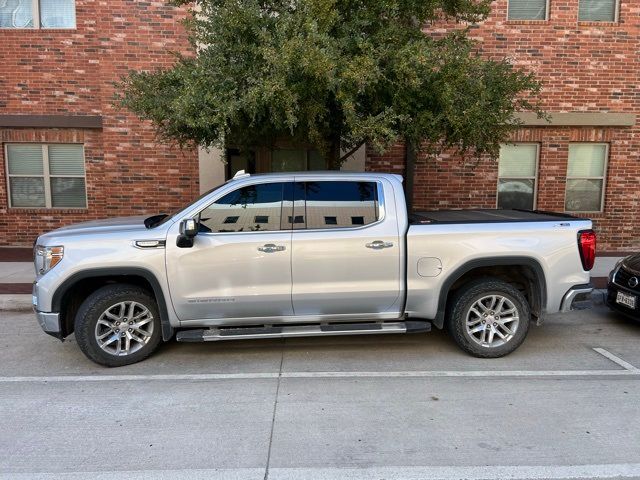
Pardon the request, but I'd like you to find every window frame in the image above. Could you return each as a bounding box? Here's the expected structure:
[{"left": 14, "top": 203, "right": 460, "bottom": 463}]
[
  {"left": 0, "top": 0, "right": 76, "bottom": 29},
  {"left": 506, "top": 0, "right": 550, "bottom": 21},
  {"left": 193, "top": 177, "right": 387, "bottom": 235},
  {"left": 578, "top": 0, "right": 620, "bottom": 22},
  {"left": 496, "top": 143, "right": 540, "bottom": 211},
  {"left": 564, "top": 142, "right": 609, "bottom": 214},
  {"left": 5, "top": 142, "right": 87, "bottom": 209}
]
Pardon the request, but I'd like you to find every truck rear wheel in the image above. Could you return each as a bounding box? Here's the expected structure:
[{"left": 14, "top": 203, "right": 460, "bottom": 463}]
[
  {"left": 74, "top": 284, "right": 162, "bottom": 367},
  {"left": 447, "top": 278, "right": 530, "bottom": 358}
]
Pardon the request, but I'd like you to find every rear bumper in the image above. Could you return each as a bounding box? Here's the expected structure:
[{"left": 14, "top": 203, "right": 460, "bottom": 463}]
[{"left": 559, "top": 283, "right": 593, "bottom": 312}]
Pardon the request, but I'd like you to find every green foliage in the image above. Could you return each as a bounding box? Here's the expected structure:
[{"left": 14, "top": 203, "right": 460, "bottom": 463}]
[{"left": 117, "top": 0, "right": 543, "bottom": 165}]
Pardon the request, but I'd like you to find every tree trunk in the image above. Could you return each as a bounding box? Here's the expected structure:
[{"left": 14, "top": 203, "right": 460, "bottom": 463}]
[{"left": 327, "top": 135, "right": 341, "bottom": 170}]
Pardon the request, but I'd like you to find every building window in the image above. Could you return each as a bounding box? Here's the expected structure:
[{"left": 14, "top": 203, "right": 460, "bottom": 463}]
[
  {"left": 497, "top": 144, "right": 538, "bottom": 210},
  {"left": 6, "top": 143, "right": 86, "bottom": 208},
  {"left": 223, "top": 216, "right": 239, "bottom": 224},
  {"left": 578, "top": 0, "right": 618, "bottom": 21},
  {"left": 0, "top": 0, "right": 76, "bottom": 29},
  {"left": 565, "top": 144, "right": 608, "bottom": 213},
  {"left": 254, "top": 215, "right": 269, "bottom": 224},
  {"left": 351, "top": 216, "right": 365, "bottom": 225},
  {"left": 324, "top": 216, "right": 337, "bottom": 225},
  {"left": 288, "top": 215, "right": 305, "bottom": 224},
  {"left": 507, "top": 0, "right": 548, "bottom": 20},
  {"left": 271, "top": 149, "right": 326, "bottom": 172}
]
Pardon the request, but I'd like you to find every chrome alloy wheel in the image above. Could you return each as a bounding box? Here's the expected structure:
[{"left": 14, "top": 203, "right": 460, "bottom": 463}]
[
  {"left": 94, "top": 301, "right": 154, "bottom": 356},
  {"left": 465, "top": 295, "right": 520, "bottom": 348}
]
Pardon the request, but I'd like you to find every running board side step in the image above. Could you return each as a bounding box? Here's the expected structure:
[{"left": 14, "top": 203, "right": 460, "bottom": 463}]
[{"left": 176, "top": 321, "right": 430, "bottom": 342}]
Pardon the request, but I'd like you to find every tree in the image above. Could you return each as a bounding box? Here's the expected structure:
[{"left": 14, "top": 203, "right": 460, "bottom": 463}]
[{"left": 117, "top": 0, "right": 543, "bottom": 168}]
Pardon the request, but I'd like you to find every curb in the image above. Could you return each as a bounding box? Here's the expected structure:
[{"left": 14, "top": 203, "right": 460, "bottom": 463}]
[
  {"left": 0, "top": 294, "right": 33, "bottom": 312},
  {"left": 590, "top": 289, "right": 607, "bottom": 306}
]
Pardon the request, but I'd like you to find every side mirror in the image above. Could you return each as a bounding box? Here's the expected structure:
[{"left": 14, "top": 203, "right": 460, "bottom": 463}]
[{"left": 177, "top": 218, "right": 198, "bottom": 248}]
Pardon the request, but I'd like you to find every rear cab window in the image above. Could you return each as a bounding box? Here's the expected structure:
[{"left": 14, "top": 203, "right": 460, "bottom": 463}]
[{"left": 291, "top": 180, "right": 379, "bottom": 230}]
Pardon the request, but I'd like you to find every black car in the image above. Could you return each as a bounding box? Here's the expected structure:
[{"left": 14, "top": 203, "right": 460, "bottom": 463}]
[{"left": 607, "top": 254, "right": 640, "bottom": 320}]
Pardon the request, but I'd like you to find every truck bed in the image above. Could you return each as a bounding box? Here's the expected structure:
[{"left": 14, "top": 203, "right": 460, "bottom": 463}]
[{"left": 409, "top": 209, "right": 577, "bottom": 225}]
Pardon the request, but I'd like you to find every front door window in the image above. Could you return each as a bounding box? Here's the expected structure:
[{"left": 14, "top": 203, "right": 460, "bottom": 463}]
[{"left": 198, "top": 182, "right": 286, "bottom": 233}]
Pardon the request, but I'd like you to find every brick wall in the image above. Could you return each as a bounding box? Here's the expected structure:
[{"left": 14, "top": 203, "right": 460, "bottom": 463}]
[
  {"left": 367, "top": 0, "right": 640, "bottom": 253},
  {"left": 0, "top": 0, "right": 199, "bottom": 246}
]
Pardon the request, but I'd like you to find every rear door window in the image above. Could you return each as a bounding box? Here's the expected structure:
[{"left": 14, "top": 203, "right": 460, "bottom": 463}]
[{"left": 293, "top": 181, "right": 379, "bottom": 229}]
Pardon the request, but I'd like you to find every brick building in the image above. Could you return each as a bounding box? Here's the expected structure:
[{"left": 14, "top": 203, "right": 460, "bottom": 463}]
[
  {"left": 0, "top": 0, "right": 199, "bottom": 246},
  {"left": 368, "top": 0, "right": 639, "bottom": 253},
  {"left": 1, "top": 0, "right": 638, "bottom": 255}
]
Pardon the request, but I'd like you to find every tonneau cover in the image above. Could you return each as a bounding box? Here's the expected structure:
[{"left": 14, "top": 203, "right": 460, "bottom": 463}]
[{"left": 410, "top": 209, "right": 579, "bottom": 225}]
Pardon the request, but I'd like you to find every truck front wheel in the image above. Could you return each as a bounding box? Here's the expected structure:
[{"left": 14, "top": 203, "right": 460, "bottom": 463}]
[
  {"left": 74, "top": 284, "right": 163, "bottom": 367},
  {"left": 447, "top": 278, "right": 530, "bottom": 358}
]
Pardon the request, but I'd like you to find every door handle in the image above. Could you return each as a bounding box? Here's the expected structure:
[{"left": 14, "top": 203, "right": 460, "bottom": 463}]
[
  {"left": 365, "top": 240, "right": 394, "bottom": 249},
  {"left": 258, "top": 243, "right": 286, "bottom": 253}
]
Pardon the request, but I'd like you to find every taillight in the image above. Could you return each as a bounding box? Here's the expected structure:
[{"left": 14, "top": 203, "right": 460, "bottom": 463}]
[{"left": 578, "top": 230, "right": 597, "bottom": 271}]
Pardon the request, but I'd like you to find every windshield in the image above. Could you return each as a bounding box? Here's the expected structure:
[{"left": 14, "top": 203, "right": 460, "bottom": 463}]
[{"left": 146, "top": 181, "right": 229, "bottom": 228}]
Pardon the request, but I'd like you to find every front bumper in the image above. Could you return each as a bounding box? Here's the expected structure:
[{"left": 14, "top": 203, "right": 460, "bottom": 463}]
[
  {"left": 33, "top": 283, "right": 63, "bottom": 339},
  {"left": 606, "top": 282, "right": 640, "bottom": 320},
  {"left": 559, "top": 284, "right": 593, "bottom": 312}
]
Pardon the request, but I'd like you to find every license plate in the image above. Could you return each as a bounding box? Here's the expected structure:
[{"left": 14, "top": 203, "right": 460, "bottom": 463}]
[{"left": 616, "top": 291, "right": 637, "bottom": 309}]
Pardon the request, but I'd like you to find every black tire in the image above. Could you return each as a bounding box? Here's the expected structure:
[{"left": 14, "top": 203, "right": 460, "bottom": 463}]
[
  {"left": 74, "top": 284, "right": 162, "bottom": 367},
  {"left": 447, "top": 278, "right": 531, "bottom": 358}
]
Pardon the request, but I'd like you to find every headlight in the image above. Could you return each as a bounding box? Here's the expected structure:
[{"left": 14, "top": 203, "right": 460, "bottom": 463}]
[
  {"left": 35, "top": 245, "right": 64, "bottom": 275},
  {"left": 609, "top": 258, "right": 625, "bottom": 282}
]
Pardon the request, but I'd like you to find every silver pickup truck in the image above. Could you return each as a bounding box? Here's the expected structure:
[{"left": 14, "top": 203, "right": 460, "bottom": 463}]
[{"left": 33, "top": 171, "right": 595, "bottom": 366}]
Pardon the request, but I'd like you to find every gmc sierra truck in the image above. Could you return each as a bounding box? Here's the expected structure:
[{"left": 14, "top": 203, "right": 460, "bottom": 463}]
[{"left": 33, "top": 171, "right": 596, "bottom": 367}]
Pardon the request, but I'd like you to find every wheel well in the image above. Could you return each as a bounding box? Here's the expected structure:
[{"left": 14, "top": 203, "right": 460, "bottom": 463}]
[
  {"left": 58, "top": 275, "right": 156, "bottom": 338},
  {"left": 440, "top": 264, "right": 544, "bottom": 328}
]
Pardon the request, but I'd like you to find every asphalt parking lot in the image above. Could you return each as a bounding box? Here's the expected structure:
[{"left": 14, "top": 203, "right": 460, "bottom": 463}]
[{"left": 1, "top": 304, "right": 640, "bottom": 480}]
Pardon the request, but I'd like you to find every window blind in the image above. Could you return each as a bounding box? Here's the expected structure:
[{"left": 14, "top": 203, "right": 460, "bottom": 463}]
[
  {"left": 498, "top": 144, "right": 537, "bottom": 177},
  {"left": 578, "top": 0, "right": 616, "bottom": 21},
  {"left": 508, "top": 0, "right": 547, "bottom": 20},
  {"left": 0, "top": 0, "right": 33, "bottom": 28},
  {"left": 7, "top": 145, "right": 44, "bottom": 175},
  {"left": 9, "top": 177, "right": 46, "bottom": 207},
  {"left": 567, "top": 144, "right": 607, "bottom": 177},
  {"left": 48, "top": 144, "right": 85, "bottom": 175},
  {"left": 51, "top": 177, "right": 86, "bottom": 207},
  {"left": 40, "top": 0, "right": 76, "bottom": 28}
]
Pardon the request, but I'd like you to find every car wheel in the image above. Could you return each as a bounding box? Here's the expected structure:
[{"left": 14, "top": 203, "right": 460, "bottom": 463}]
[
  {"left": 447, "top": 278, "right": 531, "bottom": 358},
  {"left": 74, "top": 284, "right": 162, "bottom": 367}
]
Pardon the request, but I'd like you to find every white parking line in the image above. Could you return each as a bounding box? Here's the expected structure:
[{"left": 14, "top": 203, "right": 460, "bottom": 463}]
[
  {"left": 593, "top": 347, "right": 639, "bottom": 371},
  {"left": 0, "top": 372, "right": 279, "bottom": 383},
  {"left": 5, "top": 464, "right": 640, "bottom": 480},
  {"left": 0, "top": 469, "right": 263, "bottom": 480},
  {"left": 282, "top": 369, "right": 640, "bottom": 378},
  {"left": 269, "top": 464, "right": 640, "bottom": 480},
  {"left": 1, "top": 369, "right": 639, "bottom": 383}
]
